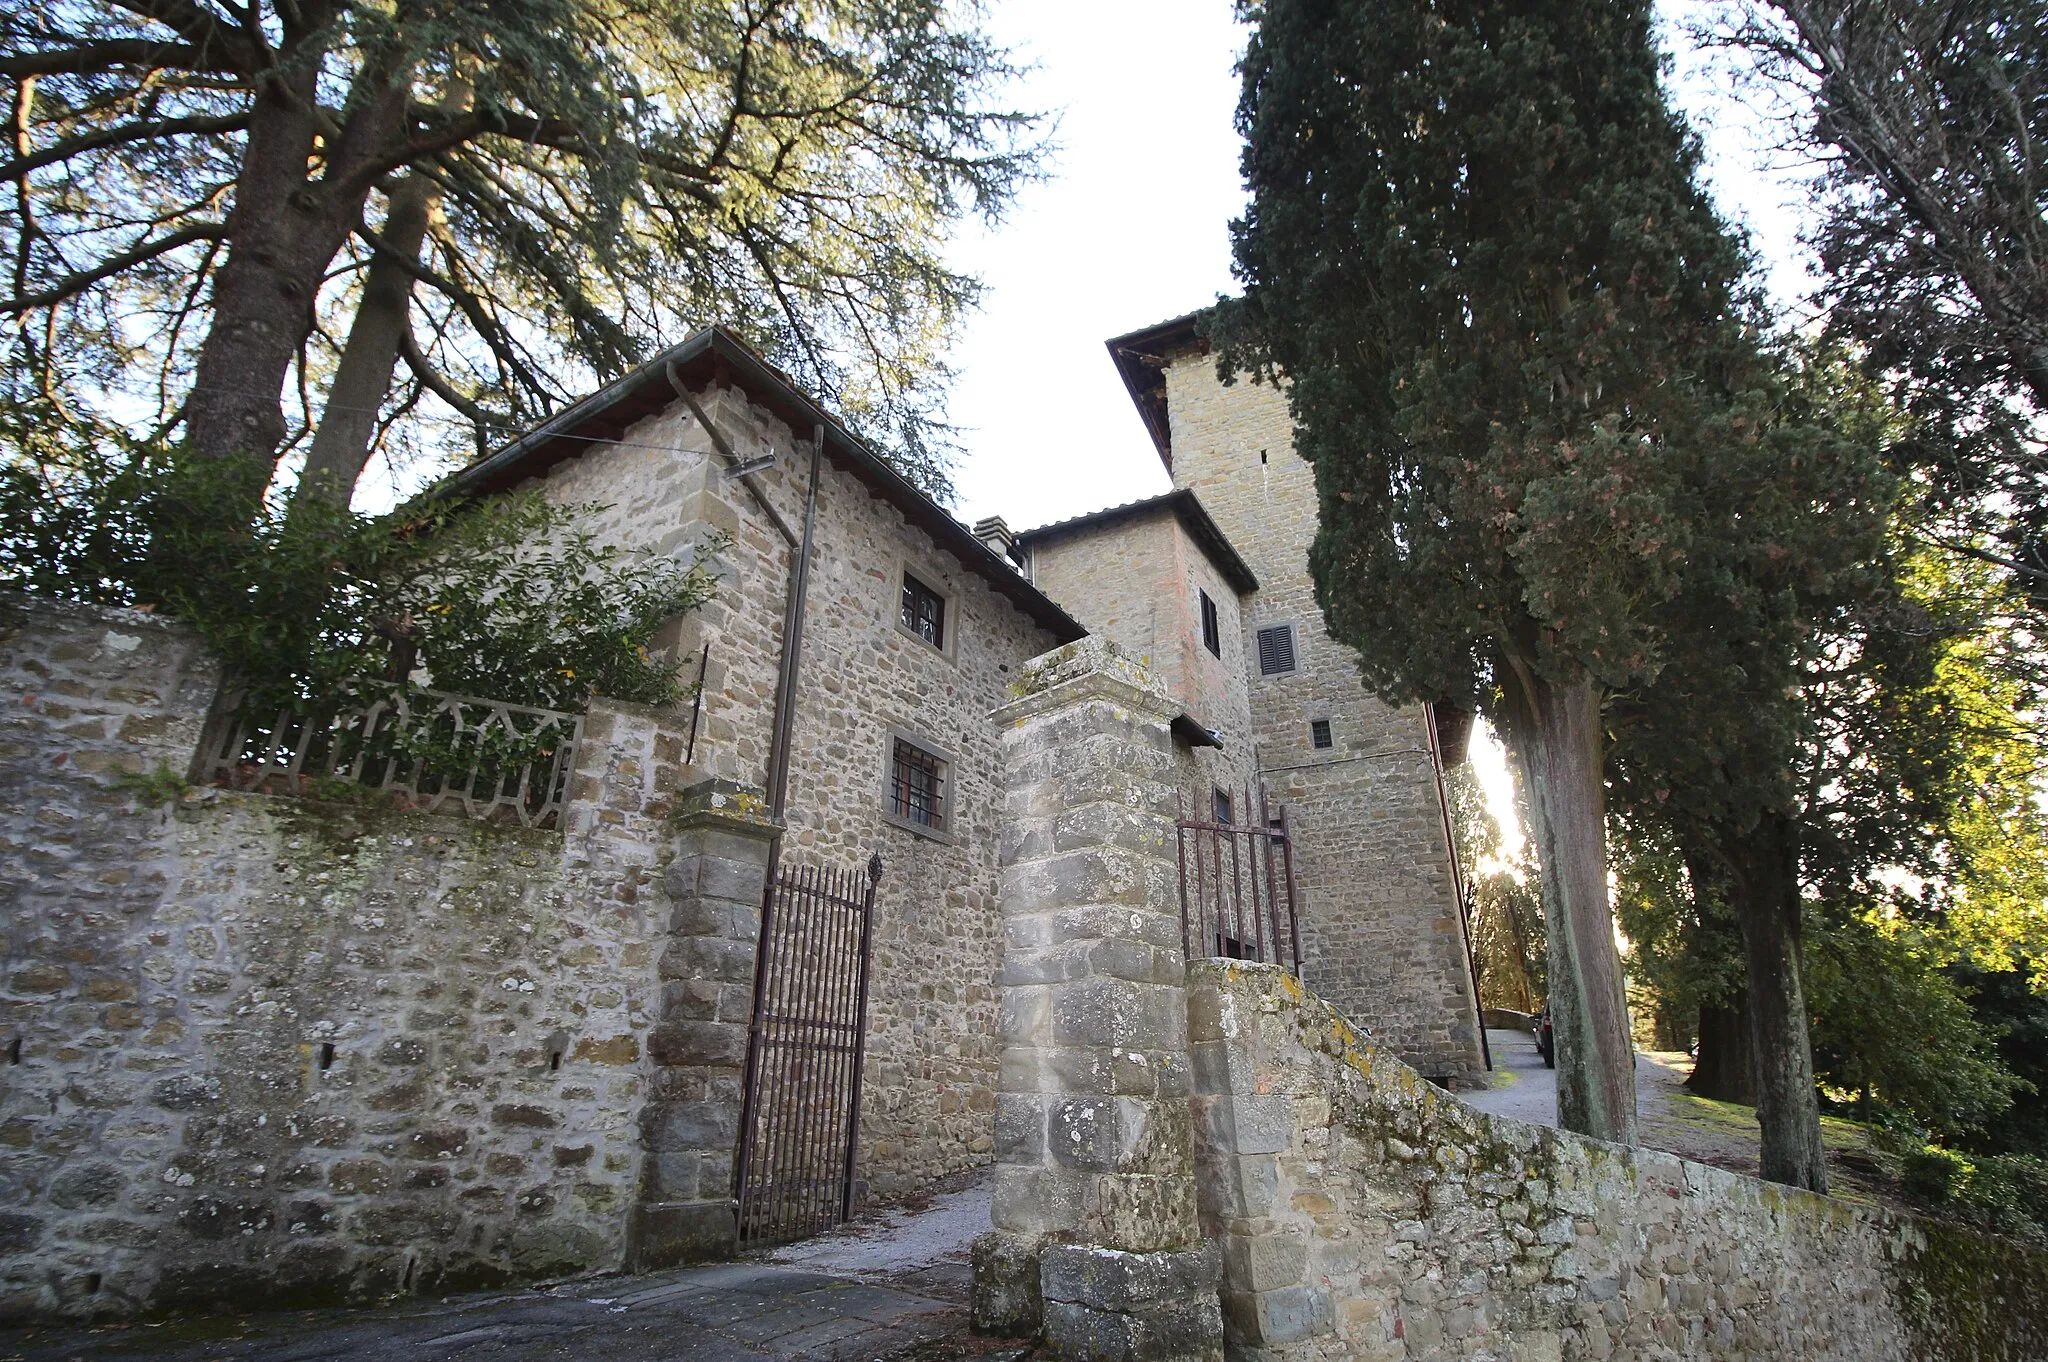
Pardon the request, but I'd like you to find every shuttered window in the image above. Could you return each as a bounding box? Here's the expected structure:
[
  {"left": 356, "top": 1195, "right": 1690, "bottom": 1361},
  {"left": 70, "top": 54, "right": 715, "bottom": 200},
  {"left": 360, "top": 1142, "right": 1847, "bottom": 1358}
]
[
  {"left": 1199, "top": 590, "right": 1221, "bottom": 657},
  {"left": 1256, "top": 624, "right": 1297, "bottom": 676}
]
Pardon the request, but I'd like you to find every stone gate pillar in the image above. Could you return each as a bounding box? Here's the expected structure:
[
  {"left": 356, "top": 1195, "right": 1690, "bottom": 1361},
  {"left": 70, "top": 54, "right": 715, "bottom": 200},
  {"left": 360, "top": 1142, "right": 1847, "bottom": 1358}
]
[
  {"left": 973, "top": 639, "right": 1223, "bottom": 1362},
  {"left": 627, "top": 779, "right": 775, "bottom": 1269}
]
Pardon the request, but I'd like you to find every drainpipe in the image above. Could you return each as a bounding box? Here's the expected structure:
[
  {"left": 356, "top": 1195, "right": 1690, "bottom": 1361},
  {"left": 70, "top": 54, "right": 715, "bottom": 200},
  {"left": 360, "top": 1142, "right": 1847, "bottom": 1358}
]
[
  {"left": 665, "top": 364, "right": 822, "bottom": 853},
  {"left": 764, "top": 428, "right": 824, "bottom": 847}
]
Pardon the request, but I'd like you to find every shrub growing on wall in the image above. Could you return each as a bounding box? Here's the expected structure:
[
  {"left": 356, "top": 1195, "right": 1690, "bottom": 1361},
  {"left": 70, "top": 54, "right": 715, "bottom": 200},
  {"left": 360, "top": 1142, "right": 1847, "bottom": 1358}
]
[{"left": 0, "top": 430, "right": 719, "bottom": 713}]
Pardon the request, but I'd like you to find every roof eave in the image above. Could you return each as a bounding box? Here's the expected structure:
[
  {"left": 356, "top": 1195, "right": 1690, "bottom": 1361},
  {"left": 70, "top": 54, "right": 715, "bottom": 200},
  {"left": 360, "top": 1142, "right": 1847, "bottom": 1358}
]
[{"left": 436, "top": 327, "right": 1087, "bottom": 645}]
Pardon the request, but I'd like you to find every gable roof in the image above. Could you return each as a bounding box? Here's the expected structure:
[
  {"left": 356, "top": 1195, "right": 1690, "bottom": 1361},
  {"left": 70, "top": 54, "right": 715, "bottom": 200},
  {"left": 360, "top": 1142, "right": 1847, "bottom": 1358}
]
[
  {"left": 1105, "top": 311, "right": 1204, "bottom": 474},
  {"left": 1014, "top": 488, "right": 1258, "bottom": 596},
  {"left": 438, "top": 325, "right": 1085, "bottom": 644}
]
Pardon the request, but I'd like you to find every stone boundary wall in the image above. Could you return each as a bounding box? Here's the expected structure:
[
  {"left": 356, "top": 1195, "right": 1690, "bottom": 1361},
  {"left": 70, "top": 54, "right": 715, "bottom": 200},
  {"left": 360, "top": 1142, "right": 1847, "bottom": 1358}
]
[
  {"left": 1185, "top": 959, "right": 2048, "bottom": 1362},
  {"left": 0, "top": 595, "right": 700, "bottom": 1320}
]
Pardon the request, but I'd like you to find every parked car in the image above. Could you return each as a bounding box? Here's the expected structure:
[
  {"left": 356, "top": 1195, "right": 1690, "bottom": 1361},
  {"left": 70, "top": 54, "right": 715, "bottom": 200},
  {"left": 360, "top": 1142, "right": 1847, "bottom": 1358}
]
[{"left": 1535, "top": 1006, "right": 1555, "bottom": 1069}]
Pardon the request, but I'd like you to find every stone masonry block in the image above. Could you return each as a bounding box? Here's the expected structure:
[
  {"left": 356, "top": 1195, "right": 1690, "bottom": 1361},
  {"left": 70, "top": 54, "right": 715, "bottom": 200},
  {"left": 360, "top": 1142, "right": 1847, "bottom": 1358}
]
[
  {"left": 999, "top": 983, "right": 1053, "bottom": 1047},
  {"left": 1003, "top": 847, "right": 1158, "bottom": 914},
  {"left": 1052, "top": 978, "right": 1186, "bottom": 1053},
  {"left": 1220, "top": 1226, "right": 1307, "bottom": 1294},
  {"left": 1040, "top": 1241, "right": 1221, "bottom": 1312},
  {"left": 972, "top": 1230, "right": 1045, "bottom": 1337},
  {"left": 1226, "top": 1095, "right": 1296, "bottom": 1157},
  {"left": 995, "top": 1092, "right": 1048, "bottom": 1164},
  {"left": 1041, "top": 1295, "right": 1224, "bottom": 1362},
  {"left": 991, "top": 1165, "right": 1085, "bottom": 1238},
  {"left": 1053, "top": 904, "right": 1184, "bottom": 953},
  {"left": 648, "top": 1021, "right": 747, "bottom": 1068},
  {"left": 1053, "top": 802, "right": 1173, "bottom": 858},
  {"left": 646, "top": 1100, "right": 738, "bottom": 1153}
]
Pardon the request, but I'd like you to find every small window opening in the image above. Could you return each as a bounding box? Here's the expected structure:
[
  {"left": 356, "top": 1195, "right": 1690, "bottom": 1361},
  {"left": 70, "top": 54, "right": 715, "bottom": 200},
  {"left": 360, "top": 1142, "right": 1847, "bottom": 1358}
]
[
  {"left": 1211, "top": 787, "right": 1234, "bottom": 826},
  {"left": 317, "top": 1042, "right": 336, "bottom": 1072},
  {"left": 402, "top": 1255, "right": 417, "bottom": 1291},
  {"left": 1199, "top": 590, "right": 1221, "bottom": 658},
  {"left": 1310, "top": 719, "right": 1333, "bottom": 750},
  {"left": 890, "top": 738, "right": 947, "bottom": 832},
  {"left": 6, "top": 1036, "right": 19, "bottom": 1065},
  {"left": 901, "top": 573, "right": 946, "bottom": 649},
  {"left": 1214, "top": 933, "right": 1263, "bottom": 962},
  {"left": 548, "top": 1050, "right": 562, "bottom": 1073},
  {"left": 1257, "top": 624, "right": 1298, "bottom": 676},
  {"left": 1260, "top": 449, "right": 1268, "bottom": 464},
  {"left": 85, "top": 1273, "right": 102, "bottom": 1296}
]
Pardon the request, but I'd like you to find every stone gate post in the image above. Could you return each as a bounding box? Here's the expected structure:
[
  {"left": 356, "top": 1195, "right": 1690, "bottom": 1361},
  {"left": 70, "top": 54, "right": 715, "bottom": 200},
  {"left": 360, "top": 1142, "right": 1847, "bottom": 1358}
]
[
  {"left": 973, "top": 639, "right": 1223, "bottom": 1362},
  {"left": 627, "top": 779, "right": 775, "bottom": 1269}
]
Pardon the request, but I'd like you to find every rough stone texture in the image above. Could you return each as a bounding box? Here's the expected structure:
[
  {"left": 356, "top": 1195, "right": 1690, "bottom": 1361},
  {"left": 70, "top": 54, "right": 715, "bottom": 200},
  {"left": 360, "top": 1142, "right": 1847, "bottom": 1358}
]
[
  {"left": 1186, "top": 958, "right": 2048, "bottom": 1362},
  {"left": 0, "top": 596, "right": 687, "bottom": 1319},
  {"left": 975, "top": 639, "right": 1222, "bottom": 1361},
  {"left": 1159, "top": 352, "right": 1483, "bottom": 1079},
  {"left": 629, "top": 781, "right": 776, "bottom": 1270},
  {"left": 526, "top": 383, "right": 1060, "bottom": 1203}
]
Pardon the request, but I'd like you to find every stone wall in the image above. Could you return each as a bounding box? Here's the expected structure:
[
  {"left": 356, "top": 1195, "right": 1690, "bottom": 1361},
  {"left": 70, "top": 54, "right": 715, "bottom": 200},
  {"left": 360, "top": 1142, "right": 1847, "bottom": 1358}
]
[
  {"left": 523, "top": 382, "right": 1064, "bottom": 1203},
  {"left": 1185, "top": 959, "right": 2048, "bottom": 1362},
  {"left": 0, "top": 595, "right": 691, "bottom": 1319},
  {"left": 1026, "top": 507, "right": 1259, "bottom": 814},
  {"left": 1159, "top": 353, "right": 1483, "bottom": 1079}
]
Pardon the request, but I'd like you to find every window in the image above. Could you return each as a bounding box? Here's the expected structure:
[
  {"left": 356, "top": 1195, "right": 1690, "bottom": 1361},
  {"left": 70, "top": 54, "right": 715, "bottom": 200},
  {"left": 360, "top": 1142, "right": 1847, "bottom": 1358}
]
[
  {"left": 1199, "top": 590, "right": 1221, "bottom": 657},
  {"left": 1310, "top": 719, "right": 1333, "bottom": 750},
  {"left": 901, "top": 573, "right": 946, "bottom": 650},
  {"left": 1211, "top": 787, "right": 1234, "bottom": 826},
  {"left": 889, "top": 737, "right": 947, "bottom": 832},
  {"left": 1257, "top": 623, "right": 1298, "bottom": 676}
]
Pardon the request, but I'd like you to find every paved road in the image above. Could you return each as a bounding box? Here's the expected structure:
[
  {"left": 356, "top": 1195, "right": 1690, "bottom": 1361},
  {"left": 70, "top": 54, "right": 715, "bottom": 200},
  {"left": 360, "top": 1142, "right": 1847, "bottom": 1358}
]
[
  {"left": 1460, "top": 1027, "right": 1680, "bottom": 1130},
  {"left": 0, "top": 1178, "right": 1014, "bottom": 1362}
]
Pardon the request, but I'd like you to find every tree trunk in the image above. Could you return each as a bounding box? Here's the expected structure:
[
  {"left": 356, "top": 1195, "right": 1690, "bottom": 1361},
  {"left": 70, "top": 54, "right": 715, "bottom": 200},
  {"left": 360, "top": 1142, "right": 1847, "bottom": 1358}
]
[
  {"left": 184, "top": 21, "right": 408, "bottom": 513},
  {"left": 1721, "top": 810, "right": 1828, "bottom": 1192},
  {"left": 1498, "top": 665, "right": 1638, "bottom": 1145},
  {"left": 1687, "top": 995, "right": 1759, "bottom": 1106},
  {"left": 293, "top": 174, "right": 435, "bottom": 512}
]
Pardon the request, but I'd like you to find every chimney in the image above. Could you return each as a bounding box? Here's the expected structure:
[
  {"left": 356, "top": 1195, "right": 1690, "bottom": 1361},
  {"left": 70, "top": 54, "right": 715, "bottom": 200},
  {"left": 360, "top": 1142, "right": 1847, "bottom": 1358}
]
[{"left": 972, "top": 515, "right": 1023, "bottom": 570}]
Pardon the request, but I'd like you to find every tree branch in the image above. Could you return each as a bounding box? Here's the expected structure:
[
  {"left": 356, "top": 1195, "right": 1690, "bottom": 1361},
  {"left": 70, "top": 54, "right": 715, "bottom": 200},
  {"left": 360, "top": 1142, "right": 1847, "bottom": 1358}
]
[
  {"left": 2, "top": 219, "right": 225, "bottom": 312},
  {"left": 0, "top": 40, "right": 216, "bottom": 78},
  {"left": 0, "top": 111, "right": 248, "bottom": 183},
  {"left": 400, "top": 326, "right": 503, "bottom": 430}
]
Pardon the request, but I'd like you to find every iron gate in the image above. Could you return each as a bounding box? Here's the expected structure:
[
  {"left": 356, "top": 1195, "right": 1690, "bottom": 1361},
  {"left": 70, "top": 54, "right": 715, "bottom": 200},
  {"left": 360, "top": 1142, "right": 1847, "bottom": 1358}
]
[
  {"left": 733, "top": 853, "right": 881, "bottom": 1246},
  {"left": 1176, "top": 787, "right": 1304, "bottom": 975}
]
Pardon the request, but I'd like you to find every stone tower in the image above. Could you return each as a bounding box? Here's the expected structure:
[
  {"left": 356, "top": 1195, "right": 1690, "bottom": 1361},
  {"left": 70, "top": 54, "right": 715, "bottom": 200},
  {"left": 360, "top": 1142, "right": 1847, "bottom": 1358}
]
[{"left": 1106, "top": 314, "right": 1486, "bottom": 1079}]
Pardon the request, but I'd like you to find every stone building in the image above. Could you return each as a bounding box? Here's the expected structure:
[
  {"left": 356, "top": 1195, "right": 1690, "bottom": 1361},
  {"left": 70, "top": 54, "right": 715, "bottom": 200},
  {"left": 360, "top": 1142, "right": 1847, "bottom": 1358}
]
[{"left": 0, "top": 313, "right": 1482, "bottom": 1317}]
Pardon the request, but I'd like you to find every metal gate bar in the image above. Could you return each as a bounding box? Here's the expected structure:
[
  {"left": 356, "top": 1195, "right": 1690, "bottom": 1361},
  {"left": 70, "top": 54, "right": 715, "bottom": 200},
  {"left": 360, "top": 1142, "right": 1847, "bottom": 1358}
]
[
  {"left": 1176, "top": 786, "right": 1303, "bottom": 976},
  {"left": 733, "top": 853, "right": 881, "bottom": 1247}
]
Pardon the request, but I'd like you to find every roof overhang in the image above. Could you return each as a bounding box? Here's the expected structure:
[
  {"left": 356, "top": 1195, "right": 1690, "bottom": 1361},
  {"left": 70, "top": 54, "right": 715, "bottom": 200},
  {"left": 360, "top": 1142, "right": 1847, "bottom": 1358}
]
[
  {"left": 1014, "top": 488, "right": 1258, "bottom": 596},
  {"left": 1171, "top": 713, "right": 1224, "bottom": 749},
  {"left": 1105, "top": 311, "right": 1205, "bottom": 474},
  {"left": 436, "top": 326, "right": 1086, "bottom": 645}
]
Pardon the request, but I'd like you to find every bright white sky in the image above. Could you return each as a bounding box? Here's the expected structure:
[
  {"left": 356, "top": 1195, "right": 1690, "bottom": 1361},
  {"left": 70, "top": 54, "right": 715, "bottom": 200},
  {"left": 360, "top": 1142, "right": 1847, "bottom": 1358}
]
[{"left": 947, "top": 0, "right": 1822, "bottom": 859}]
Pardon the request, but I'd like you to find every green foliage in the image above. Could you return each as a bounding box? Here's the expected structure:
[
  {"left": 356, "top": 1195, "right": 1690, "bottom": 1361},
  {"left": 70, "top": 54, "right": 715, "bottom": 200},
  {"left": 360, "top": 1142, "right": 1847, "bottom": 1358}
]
[
  {"left": 5, "top": 0, "right": 1045, "bottom": 498},
  {"left": 0, "top": 434, "right": 721, "bottom": 714},
  {"left": 1218, "top": 0, "right": 1768, "bottom": 712},
  {"left": 1958, "top": 965, "right": 2048, "bottom": 1157},
  {"left": 1901, "top": 1146, "right": 2048, "bottom": 1241},
  {"left": 111, "top": 762, "right": 191, "bottom": 807},
  {"left": 1806, "top": 911, "right": 2027, "bottom": 1142}
]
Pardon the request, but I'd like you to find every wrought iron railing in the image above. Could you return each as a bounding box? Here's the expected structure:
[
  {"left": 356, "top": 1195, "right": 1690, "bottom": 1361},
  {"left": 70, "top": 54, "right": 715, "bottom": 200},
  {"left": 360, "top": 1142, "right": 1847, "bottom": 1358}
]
[
  {"left": 200, "top": 681, "right": 584, "bottom": 828},
  {"left": 735, "top": 854, "right": 882, "bottom": 1246},
  {"left": 1177, "top": 787, "right": 1304, "bottom": 975}
]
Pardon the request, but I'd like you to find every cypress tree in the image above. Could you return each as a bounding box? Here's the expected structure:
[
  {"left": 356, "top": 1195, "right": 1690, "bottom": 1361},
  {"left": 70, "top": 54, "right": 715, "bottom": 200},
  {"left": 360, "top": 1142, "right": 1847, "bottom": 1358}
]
[{"left": 1217, "top": 0, "right": 1777, "bottom": 1144}]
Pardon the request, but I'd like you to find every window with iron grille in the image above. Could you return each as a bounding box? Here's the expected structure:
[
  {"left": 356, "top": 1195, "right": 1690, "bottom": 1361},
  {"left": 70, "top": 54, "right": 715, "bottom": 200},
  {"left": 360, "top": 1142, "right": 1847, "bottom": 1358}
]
[
  {"left": 901, "top": 573, "right": 946, "bottom": 650},
  {"left": 1310, "top": 718, "right": 1333, "bottom": 749},
  {"left": 1199, "top": 590, "right": 1221, "bottom": 657},
  {"left": 1257, "top": 623, "right": 1297, "bottom": 675},
  {"left": 1212, "top": 787, "right": 1234, "bottom": 826},
  {"left": 890, "top": 738, "right": 946, "bottom": 831}
]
